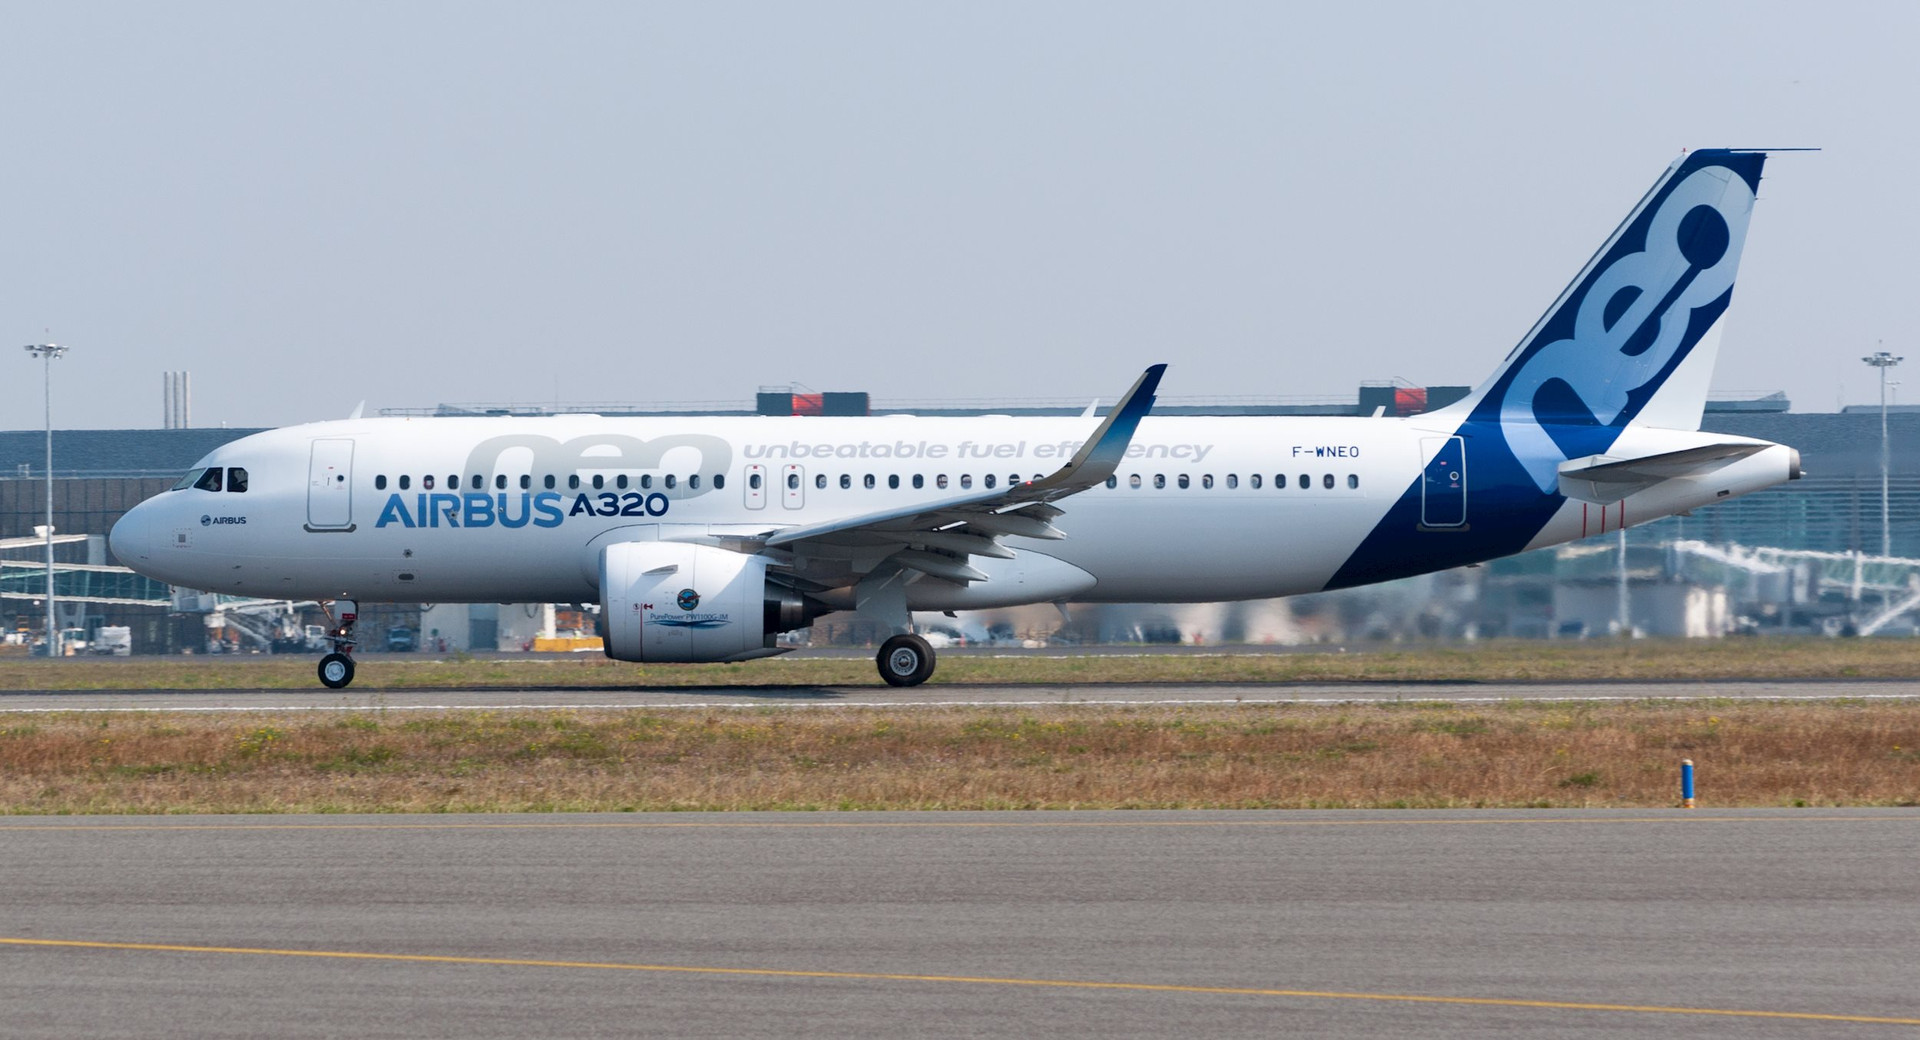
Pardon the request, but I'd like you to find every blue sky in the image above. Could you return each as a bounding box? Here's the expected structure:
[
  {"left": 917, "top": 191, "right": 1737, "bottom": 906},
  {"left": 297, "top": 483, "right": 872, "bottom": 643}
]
[{"left": 3, "top": 1, "right": 1914, "bottom": 428}]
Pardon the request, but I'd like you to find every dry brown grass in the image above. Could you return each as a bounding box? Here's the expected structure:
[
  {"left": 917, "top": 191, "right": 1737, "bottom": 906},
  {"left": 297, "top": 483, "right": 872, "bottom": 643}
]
[
  {"left": 3, "top": 702, "right": 1916, "bottom": 813},
  {"left": 6, "top": 637, "right": 1920, "bottom": 690}
]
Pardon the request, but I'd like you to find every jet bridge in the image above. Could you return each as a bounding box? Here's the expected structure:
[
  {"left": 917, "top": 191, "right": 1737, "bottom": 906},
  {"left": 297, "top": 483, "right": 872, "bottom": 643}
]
[
  {"left": 1667, "top": 540, "right": 1920, "bottom": 635},
  {"left": 171, "top": 590, "right": 322, "bottom": 651}
]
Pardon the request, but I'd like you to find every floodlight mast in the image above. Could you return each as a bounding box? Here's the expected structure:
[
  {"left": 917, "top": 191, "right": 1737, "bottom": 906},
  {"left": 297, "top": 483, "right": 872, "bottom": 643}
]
[
  {"left": 1863, "top": 350, "right": 1903, "bottom": 558},
  {"left": 22, "top": 343, "right": 69, "bottom": 657}
]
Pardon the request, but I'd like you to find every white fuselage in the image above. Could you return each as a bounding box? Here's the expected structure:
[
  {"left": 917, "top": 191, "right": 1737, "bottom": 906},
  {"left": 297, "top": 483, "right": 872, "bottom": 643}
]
[{"left": 109, "top": 412, "right": 1796, "bottom": 608}]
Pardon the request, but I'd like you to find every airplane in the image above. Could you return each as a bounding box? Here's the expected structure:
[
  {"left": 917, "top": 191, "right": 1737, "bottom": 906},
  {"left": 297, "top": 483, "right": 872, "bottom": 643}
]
[{"left": 109, "top": 149, "right": 1801, "bottom": 690}]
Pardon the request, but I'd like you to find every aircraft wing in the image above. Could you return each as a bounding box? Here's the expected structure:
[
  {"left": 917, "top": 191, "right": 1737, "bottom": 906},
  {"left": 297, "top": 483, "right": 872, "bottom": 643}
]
[
  {"left": 738, "top": 365, "right": 1165, "bottom": 588},
  {"left": 1557, "top": 442, "right": 1769, "bottom": 503}
]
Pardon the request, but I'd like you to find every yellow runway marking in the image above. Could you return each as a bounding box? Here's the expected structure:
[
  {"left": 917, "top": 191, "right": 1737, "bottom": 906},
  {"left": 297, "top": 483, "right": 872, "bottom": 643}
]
[
  {"left": 3, "top": 937, "right": 1915, "bottom": 1027},
  {"left": 0, "top": 813, "right": 1908, "bottom": 833}
]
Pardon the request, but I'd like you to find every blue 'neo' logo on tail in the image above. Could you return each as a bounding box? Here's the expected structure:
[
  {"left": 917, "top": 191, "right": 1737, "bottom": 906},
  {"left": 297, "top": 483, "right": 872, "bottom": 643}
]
[
  {"left": 1326, "top": 150, "right": 1767, "bottom": 591},
  {"left": 1489, "top": 153, "right": 1761, "bottom": 491}
]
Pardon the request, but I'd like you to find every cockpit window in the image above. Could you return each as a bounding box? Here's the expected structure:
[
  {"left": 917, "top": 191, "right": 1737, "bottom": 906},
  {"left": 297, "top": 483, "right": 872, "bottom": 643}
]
[
  {"left": 193, "top": 468, "right": 223, "bottom": 493},
  {"left": 226, "top": 467, "right": 248, "bottom": 493},
  {"left": 171, "top": 468, "right": 204, "bottom": 491}
]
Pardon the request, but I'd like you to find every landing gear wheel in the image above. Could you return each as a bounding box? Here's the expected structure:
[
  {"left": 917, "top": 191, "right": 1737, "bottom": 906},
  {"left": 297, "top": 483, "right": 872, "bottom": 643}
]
[
  {"left": 877, "top": 634, "right": 935, "bottom": 688},
  {"left": 318, "top": 653, "right": 356, "bottom": 690}
]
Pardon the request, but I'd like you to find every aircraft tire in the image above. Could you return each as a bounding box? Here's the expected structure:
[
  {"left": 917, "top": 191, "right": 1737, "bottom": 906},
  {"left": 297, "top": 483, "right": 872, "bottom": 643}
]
[
  {"left": 877, "top": 634, "right": 935, "bottom": 687},
  {"left": 318, "top": 653, "right": 355, "bottom": 690}
]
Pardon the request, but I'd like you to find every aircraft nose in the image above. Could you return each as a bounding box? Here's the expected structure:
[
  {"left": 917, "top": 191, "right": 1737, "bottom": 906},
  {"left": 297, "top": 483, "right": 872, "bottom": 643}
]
[{"left": 109, "top": 503, "right": 152, "bottom": 565}]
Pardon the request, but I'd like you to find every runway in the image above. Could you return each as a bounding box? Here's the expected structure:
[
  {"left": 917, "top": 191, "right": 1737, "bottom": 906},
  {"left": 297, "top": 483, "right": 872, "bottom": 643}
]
[
  {"left": 3, "top": 810, "right": 1916, "bottom": 1038},
  {"left": 3, "top": 678, "right": 1919, "bottom": 713}
]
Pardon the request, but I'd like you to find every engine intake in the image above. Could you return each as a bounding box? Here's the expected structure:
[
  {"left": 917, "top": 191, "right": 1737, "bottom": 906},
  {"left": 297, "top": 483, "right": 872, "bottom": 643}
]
[{"left": 600, "top": 541, "right": 826, "bottom": 663}]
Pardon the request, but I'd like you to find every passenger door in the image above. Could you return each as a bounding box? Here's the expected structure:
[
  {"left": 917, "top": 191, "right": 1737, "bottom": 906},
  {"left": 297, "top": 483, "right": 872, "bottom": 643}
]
[
  {"left": 307, "top": 439, "right": 355, "bottom": 531},
  {"left": 1420, "top": 436, "right": 1466, "bottom": 528}
]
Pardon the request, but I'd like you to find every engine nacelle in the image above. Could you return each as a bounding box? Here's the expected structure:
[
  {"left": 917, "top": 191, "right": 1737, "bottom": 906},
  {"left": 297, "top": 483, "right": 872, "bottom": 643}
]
[{"left": 600, "top": 541, "right": 822, "bottom": 663}]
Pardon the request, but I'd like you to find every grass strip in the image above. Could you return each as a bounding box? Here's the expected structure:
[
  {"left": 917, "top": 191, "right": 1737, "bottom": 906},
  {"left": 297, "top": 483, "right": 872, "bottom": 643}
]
[{"left": 3, "top": 701, "right": 1916, "bottom": 813}]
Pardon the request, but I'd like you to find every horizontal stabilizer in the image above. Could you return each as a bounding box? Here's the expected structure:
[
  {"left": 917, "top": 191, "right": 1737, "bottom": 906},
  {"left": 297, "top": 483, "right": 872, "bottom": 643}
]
[{"left": 1557, "top": 442, "right": 1767, "bottom": 502}]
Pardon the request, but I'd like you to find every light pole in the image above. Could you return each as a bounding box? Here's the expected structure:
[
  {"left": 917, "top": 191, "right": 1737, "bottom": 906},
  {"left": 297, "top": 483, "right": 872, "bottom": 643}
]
[
  {"left": 1863, "top": 350, "right": 1903, "bottom": 558},
  {"left": 22, "top": 343, "right": 68, "bottom": 657}
]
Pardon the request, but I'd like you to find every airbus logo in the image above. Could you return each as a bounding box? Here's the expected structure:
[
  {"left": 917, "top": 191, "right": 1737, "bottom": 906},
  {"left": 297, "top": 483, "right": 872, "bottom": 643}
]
[{"left": 200, "top": 515, "right": 247, "bottom": 526}]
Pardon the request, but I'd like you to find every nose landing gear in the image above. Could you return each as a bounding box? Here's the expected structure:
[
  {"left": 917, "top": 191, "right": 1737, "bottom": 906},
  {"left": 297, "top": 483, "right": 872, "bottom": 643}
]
[{"left": 317, "top": 599, "right": 359, "bottom": 690}]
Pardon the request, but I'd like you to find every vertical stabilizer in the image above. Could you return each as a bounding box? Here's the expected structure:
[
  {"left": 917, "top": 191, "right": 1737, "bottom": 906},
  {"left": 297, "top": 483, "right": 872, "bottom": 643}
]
[
  {"left": 1326, "top": 150, "right": 1775, "bottom": 592},
  {"left": 1456, "top": 150, "right": 1767, "bottom": 492}
]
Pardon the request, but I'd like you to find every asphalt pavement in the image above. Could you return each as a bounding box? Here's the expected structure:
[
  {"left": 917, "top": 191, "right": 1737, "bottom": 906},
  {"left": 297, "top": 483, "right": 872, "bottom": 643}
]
[{"left": 3, "top": 810, "right": 1917, "bottom": 1038}]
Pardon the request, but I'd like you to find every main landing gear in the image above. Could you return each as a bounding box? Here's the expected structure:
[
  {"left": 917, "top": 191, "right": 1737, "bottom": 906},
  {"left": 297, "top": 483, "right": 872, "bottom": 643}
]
[
  {"left": 318, "top": 599, "right": 359, "bottom": 690},
  {"left": 877, "top": 633, "right": 935, "bottom": 687}
]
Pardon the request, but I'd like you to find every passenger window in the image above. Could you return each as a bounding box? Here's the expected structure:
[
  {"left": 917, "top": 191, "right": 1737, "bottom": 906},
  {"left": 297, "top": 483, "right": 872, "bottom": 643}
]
[
  {"left": 815, "top": 474, "right": 826, "bottom": 489},
  {"left": 714, "top": 474, "right": 725, "bottom": 490},
  {"left": 665, "top": 474, "right": 678, "bottom": 489},
  {"left": 1105, "top": 476, "right": 1116, "bottom": 489},
  {"left": 690, "top": 474, "right": 701, "bottom": 489},
  {"left": 864, "top": 474, "right": 876, "bottom": 489},
  {"left": 1154, "top": 474, "right": 1166, "bottom": 489},
  {"left": 424, "top": 475, "right": 436, "bottom": 490},
  {"left": 1129, "top": 474, "right": 1142, "bottom": 489},
  {"left": 616, "top": 475, "right": 629, "bottom": 490},
  {"left": 1273, "top": 474, "right": 1284, "bottom": 489},
  {"left": 1177, "top": 474, "right": 1190, "bottom": 490},
  {"left": 496, "top": 474, "right": 508, "bottom": 490},
  {"left": 449, "top": 475, "right": 460, "bottom": 490},
  {"left": 568, "top": 475, "right": 580, "bottom": 490},
  {"left": 1010, "top": 474, "right": 1021, "bottom": 487},
  {"left": 470, "top": 475, "right": 482, "bottom": 490},
  {"left": 936, "top": 474, "right": 948, "bottom": 489},
  {"left": 786, "top": 474, "right": 798, "bottom": 489},
  {"left": 1299, "top": 474, "right": 1310, "bottom": 489},
  {"left": 961, "top": 474, "right": 972, "bottom": 489},
  {"left": 640, "top": 475, "right": 652, "bottom": 489},
  {"left": 984, "top": 474, "right": 996, "bottom": 489},
  {"left": 750, "top": 473, "right": 763, "bottom": 490},
  {"left": 1226, "top": 474, "right": 1238, "bottom": 489},
  {"left": 889, "top": 475, "right": 900, "bottom": 490},
  {"left": 226, "top": 467, "right": 248, "bottom": 492},
  {"left": 1348, "top": 474, "right": 1359, "bottom": 489},
  {"left": 194, "top": 468, "right": 223, "bottom": 492},
  {"left": 1201, "top": 474, "right": 1212, "bottom": 490},
  {"left": 399, "top": 475, "right": 411, "bottom": 491},
  {"left": 1249, "top": 474, "right": 1261, "bottom": 489},
  {"left": 544, "top": 475, "right": 555, "bottom": 489},
  {"left": 912, "top": 474, "right": 924, "bottom": 489},
  {"left": 841, "top": 474, "right": 852, "bottom": 489},
  {"left": 592, "top": 475, "right": 604, "bottom": 490},
  {"left": 375, "top": 475, "right": 388, "bottom": 491},
  {"left": 519, "top": 475, "right": 530, "bottom": 490}
]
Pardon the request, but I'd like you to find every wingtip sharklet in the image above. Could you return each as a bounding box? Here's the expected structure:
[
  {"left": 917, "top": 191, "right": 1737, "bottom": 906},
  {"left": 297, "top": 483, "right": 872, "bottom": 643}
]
[{"left": 1042, "top": 363, "right": 1165, "bottom": 489}]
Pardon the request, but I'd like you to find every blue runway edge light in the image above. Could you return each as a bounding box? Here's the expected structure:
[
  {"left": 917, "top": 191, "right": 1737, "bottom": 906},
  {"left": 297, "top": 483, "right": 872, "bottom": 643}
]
[{"left": 1681, "top": 759, "right": 1696, "bottom": 809}]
